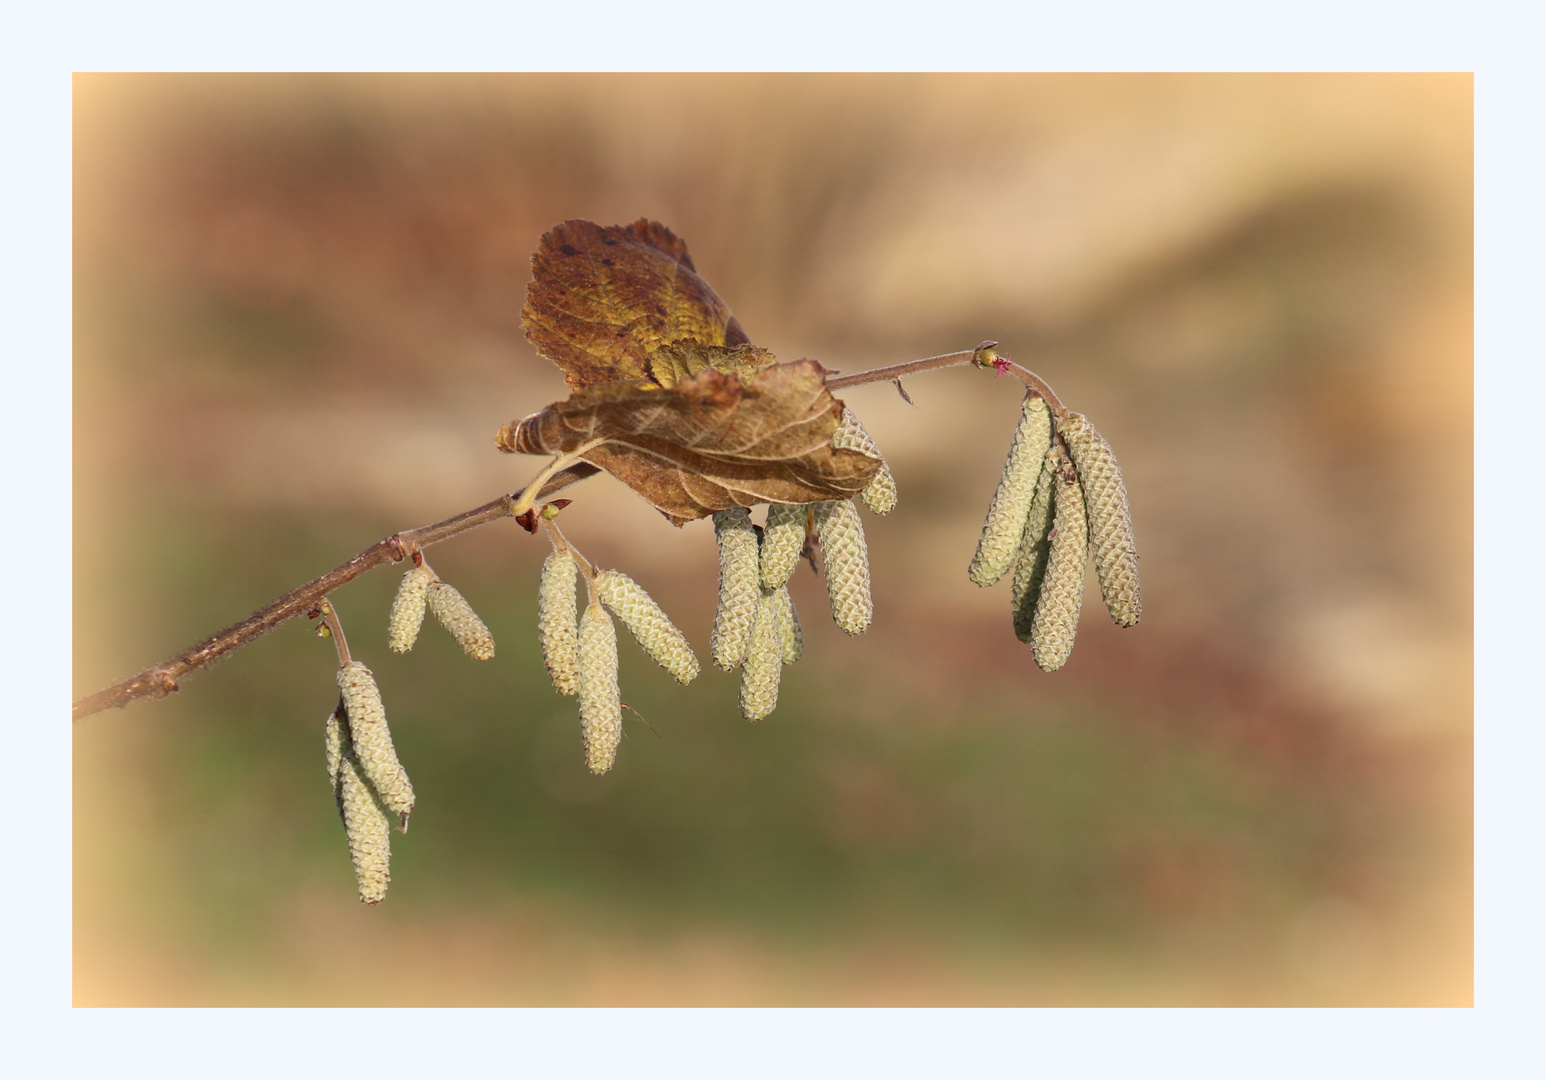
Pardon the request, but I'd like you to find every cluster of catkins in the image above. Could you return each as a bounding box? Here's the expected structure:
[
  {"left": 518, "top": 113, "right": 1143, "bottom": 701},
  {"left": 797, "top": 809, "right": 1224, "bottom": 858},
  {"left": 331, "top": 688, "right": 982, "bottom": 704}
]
[
  {"left": 325, "top": 564, "right": 494, "bottom": 903},
  {"left": 968, "top": 392, "right": 1141, "bottom": 667}
]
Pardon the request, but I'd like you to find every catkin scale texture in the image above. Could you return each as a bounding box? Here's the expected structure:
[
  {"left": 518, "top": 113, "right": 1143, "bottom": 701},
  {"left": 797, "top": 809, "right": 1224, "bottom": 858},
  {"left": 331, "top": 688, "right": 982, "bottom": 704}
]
[
  {"left": 1011, "top": 444, "right": 1061, "bottom": 643},
  {"left": 427, "top": 580, "right": 495, "bottom": 660},
  {"left": 596, "top": 569, "right": 699, "bottom": 684},
  {"left": 1059, "top": 412, "right": 1142, "bottom": 627},
  {"left": 776, "top": 585, "right": 803, "bottom": 664},
  {"left": 711, "top": 508, "right": 761, "bottom": 670},
  {"left": 739, "top": 590, "right": 784, "bottom": 721},
  {"left": 337, "top": 661, "right": 414, "bottom": 823},
  {"left": 760, "top": 503, "right": 808, "bottom": 591},
  {"left": 969, "top": 393, "right": 1052, "bottom": 587},
  {"left": 387, "top": 566, "right": 432, "bottom": 653},
  {"left": 1030, "top": 451, "right": 1088, "bottom": 672},
  {"left": 337, "top": 751, "right": 393, "bottom": 904},
  {"left": 577, "top": 603, "right": 623, "bottom": 774},
  {"left": 832, "top": 408, "right": 897, "bottom": 515},
  {"left": 538, "top": 550, "right": 581, "bottom": 695},
  {"left": 815, "top": 498, "right": 872, "bottom": 636}
]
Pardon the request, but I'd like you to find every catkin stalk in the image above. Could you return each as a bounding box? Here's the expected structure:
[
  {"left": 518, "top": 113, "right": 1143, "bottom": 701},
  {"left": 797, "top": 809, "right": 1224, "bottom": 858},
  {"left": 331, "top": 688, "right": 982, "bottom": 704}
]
[
  {"left": 337, "top": 661, "right": 414, "bottom": 825},
  {"left": 595, "top": 570, "right": 699, "bottom": 684},
  {"left": 1058, "top": 411, "right": 1142, "bottom": 627},
  {"left": 760, "top": 503, "right": 809, "bottom": 591},
  {"left": 969, "top": 393, "right": 1053, "bottom": 587},
  {"left": 427, "top": 580, "right": 495, "bottom": 660},
  {"left": 739, "top": 590, "right": 784, "bottom": 721},
  {"left": 1011, "top": 444, "right": 1061, "bottom": 643},
  {"left": 538, "top": 550, "right": 581, "bottom": 695},
  {"left": 387, "top": 566, "right": 432, "bottom": 653},
  {"left": 814, "top": 498, "right": 872, "bottom": 636},
  {"left": 1029, "top": 447, "right": 1088, "bottom": 672},
  {"left": 711, "top": 508, "right": 761, "bottom": 670},
  {"left": 833, "top": 407, "right": 897, "bottom": 515},
  {"left": 577, "top": 603, "right": 622, "bottom": 774}
]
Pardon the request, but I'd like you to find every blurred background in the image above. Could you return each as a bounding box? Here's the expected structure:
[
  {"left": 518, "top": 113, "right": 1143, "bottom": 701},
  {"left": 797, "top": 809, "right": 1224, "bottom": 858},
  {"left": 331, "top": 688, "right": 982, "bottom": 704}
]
[{"left": 73, "top": 74, "right": 1471, "bottom": 1005}]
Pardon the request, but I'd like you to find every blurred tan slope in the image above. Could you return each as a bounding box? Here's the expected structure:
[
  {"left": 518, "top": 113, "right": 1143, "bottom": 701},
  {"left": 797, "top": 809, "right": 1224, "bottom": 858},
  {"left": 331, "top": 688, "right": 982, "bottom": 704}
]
[{"left": 73, "top": 74, "right": 1471, "bottom": 1005}]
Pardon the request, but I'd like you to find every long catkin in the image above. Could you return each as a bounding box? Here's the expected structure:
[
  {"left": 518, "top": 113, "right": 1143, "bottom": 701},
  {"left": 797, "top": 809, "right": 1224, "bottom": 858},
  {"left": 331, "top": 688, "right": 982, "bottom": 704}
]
[
  {"left": 577, "top": 603, "right": 622, "bottom": 774},
  {"left": 538, "top": 550, "right": 580, "bottom": 695},
  {"left": 711, "top": 508, "right": 761, "bottom": 670},
  {"left": 1010, "top": 443, "right": 1061, "bottom": 643},
  {"left": 595, "top": 569, "right": 699, "bottom": 684},
  {"left": 387, "top": 566, "right": 432, "bottom": 653},
  {"left": 832, "top": 407, "right": 897, "bottom": 515},
  {"left": 775, "top": 585, "right": 803, "bottom": 664},
  {"left": 739, "top": 590, "right": 784, "bottom": 721},
  {"left": 1058, "top": 411, "right": 1141, "bottom": 627},
  {"left": 1029, "top": 446, "right": 1088, "bottom": 672},
  {"left": 327, "top": 706, "right": 392, "bottom": 904},
  {"left": 336, "top": 661, "right": 414, "bottom": 825},
  {"left": 427, "top": 580, "right": 495, "bottom": 660},
  {"left": 814, "top": 498, "right": 872, "bottom": 636},
  {"left": 760, "top": 503, "right": 808, "bottom": 591},
  {"left": 969, "top": 392, "right": 1053, "bottom": 588}
]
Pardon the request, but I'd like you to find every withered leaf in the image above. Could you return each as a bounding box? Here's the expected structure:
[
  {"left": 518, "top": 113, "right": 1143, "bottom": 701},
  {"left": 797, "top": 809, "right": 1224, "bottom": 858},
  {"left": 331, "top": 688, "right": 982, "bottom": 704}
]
[
  {"left": 522, "top": 219, "right": 753, "bottom": 391},
  {"left": 497, "top": 360, "right": 881, "bottom": 526}
]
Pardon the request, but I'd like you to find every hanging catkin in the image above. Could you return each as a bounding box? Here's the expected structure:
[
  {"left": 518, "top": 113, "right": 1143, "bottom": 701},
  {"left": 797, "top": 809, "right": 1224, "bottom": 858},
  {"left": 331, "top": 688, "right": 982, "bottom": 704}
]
[
  {"left": 577, "top": 603, "right": 622, "bottom": 774},
  {"left": 711, "top": 507, "right": 761, "bottom": 670},
  {"left": 336, "top": 661, "right": 415, "bottom": 825},
  {"left": 969, "top": 392, "right": 1052, "bottom": 587},
  {"left": 775, "top": 585, "right": 803, "bottom": 664},
  {"left": 327, "top": 706, "right": 392, "bottom": 905},
  {"left": 427, "top": 580, "right": 495, "bottom": 660},
  {"left": 1011, "top": 443, "right": 1061, "bottom": 643},
  {"left": 814, "top": 498, "right": 872, "bottom": 636},
  {"left": 833, "top": 407, "right": 897, "bottom": 515},
  {"left": 1029, "top": 447, "right": 1088, "bottom": 672},
  {"left": 595, "top": 569, "right": 699, "bottom": 684},
  {"left": 739, "top": 590, "right": 784, "bottom": 721},
  {"left": 538, "top": 550, "right": 580, "bottom": 695},
  {"left": 760, "top": 503, "right": 809, "bottom": 591},
  {"left": 1058, "top": 411, "right": 1141, "bottom": 628},
  {"left": 387, "top": 565, "right": 432, "bottom": 653}
]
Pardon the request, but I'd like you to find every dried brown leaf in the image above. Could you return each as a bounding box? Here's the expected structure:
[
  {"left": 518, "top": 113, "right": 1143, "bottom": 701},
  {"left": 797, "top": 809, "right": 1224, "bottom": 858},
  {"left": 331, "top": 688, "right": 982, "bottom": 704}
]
[{"left": 497, "top": 361, "right": 881, "bottom": 526}]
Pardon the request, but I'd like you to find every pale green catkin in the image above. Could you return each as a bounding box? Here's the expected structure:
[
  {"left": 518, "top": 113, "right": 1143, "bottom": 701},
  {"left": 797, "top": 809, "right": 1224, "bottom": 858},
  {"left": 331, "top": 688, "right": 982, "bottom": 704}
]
[
  {"left": 760, "top": 503, "right": 809, "bottom": 591},
  {"left": 739, "top": 590, "right": 784, "bottom": 721},
  {"left": 968, "top": 393, "right": 1053, "bottom": 588},
  {"left": 1058, "top": 411, "right": 1142, "bottom": 628},
  {"left": 776, "top": 585, "right": 803, "bottom": 664},
  {"left": 387, "top": 565, "right": 432, "bottom": 653},
  {"left": 327, "top": 705, "right": 391, "bottom": 904},
  {"left": 577, "top": 603, "right": 622, "bottom": 775},
  {"left": 814, "top": 498, "right": 872, "bottom": 636},
  {"left": 337, "top": 661, "right": 414, "bottom": 824},
  {"left": 427, "top": 580, "right": 495, "bottom": 660},
  {"left": 538, "top": 550, "right": 581, "bottom": 695},
  {"left": 595, "top": 570, "right": 699, "bottom": 685},
  {"left": 833, "top": 407, "right": 897, "bottom": 515},
  {"left": 1011, "top": 443, "right": 1061, "bottom": 643},
  {"left": 711, "top": 508, "right": 761, "bottom": 670},
  {"left": 1029, "top": 447, "right": 1089, "bottom": 672}
]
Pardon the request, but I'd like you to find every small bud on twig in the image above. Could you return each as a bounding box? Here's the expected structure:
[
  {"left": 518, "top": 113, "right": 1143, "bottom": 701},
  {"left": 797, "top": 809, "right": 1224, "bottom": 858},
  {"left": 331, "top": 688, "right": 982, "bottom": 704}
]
[
  {"left": 814, "top": 498, "right": 872, "bottom": 636},
  {"left": 760, "top": 503, "right": 809, "bottom": 591},
  {"left": 595, "top": 569, "right": 699, "bottom": 685},
  {"left": 578, "top": 603, "right": 622, "bottom": 774},
  {"left": 387, "top": 565, "right": 433, "bottom": 653},
  {"left": 1029, "top": 446, "right": 1088, "bottom": 672},
  {"left": 427, "top": 580, "right": 495, "bottom": 660},
  {"left": 1058, "top": 411, "right": 1141, "bottom": 628},
  {"left": 538, "top": 550, "right": 581, "bottom": 696},
  {"left": 969, "top": 392, "right": 1052, "bottom": 588},
  {"left": 711, "top": 508, "right": 760, "bottom": 670}
]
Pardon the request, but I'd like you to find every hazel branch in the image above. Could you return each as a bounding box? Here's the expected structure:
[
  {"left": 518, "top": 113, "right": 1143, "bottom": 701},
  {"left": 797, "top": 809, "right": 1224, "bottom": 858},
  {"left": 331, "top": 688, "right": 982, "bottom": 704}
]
[{"left": 826, "top": 340, "right": 1070, "bottom": 418}]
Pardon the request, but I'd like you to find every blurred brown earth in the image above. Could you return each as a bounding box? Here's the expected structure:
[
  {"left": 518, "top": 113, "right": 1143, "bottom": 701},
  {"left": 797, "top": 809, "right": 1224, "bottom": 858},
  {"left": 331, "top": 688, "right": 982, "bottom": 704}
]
[{"left": 73, "top": 73, "right": 1471, "bottom": 1005}]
